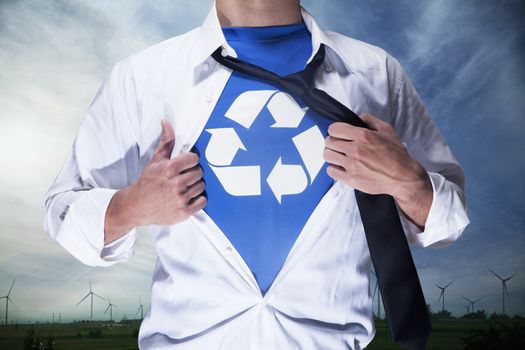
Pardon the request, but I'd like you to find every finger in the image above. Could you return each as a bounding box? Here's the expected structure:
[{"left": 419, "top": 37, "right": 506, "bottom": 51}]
[
  {"left": 183, "top": 179, "right": 206, "bottom": 202},
  {"left": 187, "top": 194, "right": 207, "bottom": 212},
  {"left": 175, "top": 164, "right": 203, "bottom": 186},
  {"left": 169, "top": 151, "right": 200, "bottom": 176},
  {"left": 326, "top": 163, "right": 346, "bottom": 181},
  {"left": 325, "top": 135, "right": 350, "bottom": 154},
  {"left": 359, "top": 113, "right": 389, "bottom": 132},
  {"left": 150, "top": 119, "right": 175, "bottom": 163},
  {"left": 323, "top": 148, "right": 347, "bottom": 167},
  {"left": 327, "top": 122, "right": 364, "bottom": 141}
]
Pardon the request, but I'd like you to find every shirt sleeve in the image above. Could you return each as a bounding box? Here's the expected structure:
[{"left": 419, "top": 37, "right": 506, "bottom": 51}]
[
  {"left": 42, "top": 59, "right": 142, "bottom": 266},
  {"left": 386, "top": 55, "right": 471, "bottom": 248}
]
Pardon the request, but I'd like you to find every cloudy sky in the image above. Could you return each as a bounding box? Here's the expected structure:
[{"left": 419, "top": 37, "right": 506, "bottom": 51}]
[{"left": 0, "top": 0, "right": 524, "bottom": 323}]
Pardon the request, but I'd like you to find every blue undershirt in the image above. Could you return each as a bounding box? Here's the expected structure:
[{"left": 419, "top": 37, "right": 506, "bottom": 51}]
[{"left": 193, "top": 22, "right": 334, "bottom": 295}]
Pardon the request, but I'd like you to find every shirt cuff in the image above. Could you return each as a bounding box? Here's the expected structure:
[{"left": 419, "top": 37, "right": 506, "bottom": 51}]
[
  {"left": 398, "top": 171, "right": 470, "bottom": 248},
  {"left": 54, "top": 188, "right": 137, "bottom": 266}
]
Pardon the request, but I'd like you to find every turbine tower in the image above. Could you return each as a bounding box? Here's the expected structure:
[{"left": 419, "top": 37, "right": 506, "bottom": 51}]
[
  {"left": 76, "top": 281, "right": 105, "bottom": 321},
  {"left": 460, "top": 295, "right": 483, "bottom": 313},
  {"left": 462, "top": 303, "right": 470, "bottom": 314},
  {"left": 370, "top": 271, "right": 381, "bottom": 319},
  {"left": 104, "top": 298, "right": 117, "bottom": 322},
  {"left": 136, "top": 297, "right": 144, "bottom": 320},
  {"left": 489, "top": 269, "right": 516, "bottom": 314},
  {"left": 435, "top": 281, "right": 454, "bottom": 312},
  {"left": 0, "top": 279, "right": 16, "bottom": 325}
]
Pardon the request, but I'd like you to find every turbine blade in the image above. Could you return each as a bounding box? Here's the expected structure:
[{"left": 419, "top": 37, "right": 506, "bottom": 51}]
[
  {"left": 489, "top": 269, "right": 504, "bottom": 280},
  {"left": 504, "top": 283, "right": 509, "bottom": 297},
  {"left": 76, "top": 293, "right": 90, "bottom": 306},
  {"left": 136, "top": 306, "right": 141, "bottom": 315},
  {"left": 89, "top": 281, "right": 92, "bottom": 292},
  {"left": 7, "top": 279, "right": 15, "bottom": 296},
  {"left": 436, "top": 292, "right": 443, "bottom": 305},
  {"left": 8, "top": 297, "right": 19, "bottom": 311},
  {"left": 505, "top": 273, "right": 517, "bottom": 281},
  {"left": 445, "top": 280, "right": 454, "bottom": 289},
  {"left": 104, "top": 304, "right": 110, "bottom": 314},
  {"left": 460, "top": 295, "right": 472, "bottom": 303},
  {"left": 93, "top": 293, "right": 105, "bottom": 301},
  {"left": 474, "top": 297, "right": 484, "bottom": 303}
]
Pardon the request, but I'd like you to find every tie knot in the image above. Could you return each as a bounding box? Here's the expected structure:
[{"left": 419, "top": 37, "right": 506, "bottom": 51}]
[{"left": 281, "top": 43, "right": 326, "bottom": 93}]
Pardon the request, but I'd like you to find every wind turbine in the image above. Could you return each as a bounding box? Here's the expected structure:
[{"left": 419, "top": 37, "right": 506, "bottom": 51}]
[
  {"left": 462, "top": 303, "right": 470, "bottom": 314},
  {"left": 136, "top": 297, "right": 144, "bottom": 320},
  {"left": 435, "top": 281, "right": 454, "bottom": 312},
  {"left": 460, "top": 295, "right": 483, "bottom": 313},
  {"left": 489, "top": 269, "right": 516, "bottom": 314},
  {"left": 76, "top": 281, "right": 105, "bottom": 321},
  {"left": 104, "top": 298, "right": 117, "bottom": 322},
  {"left": 370, "top": 271, "right": 381, "bottom": 319},
  {"left": 0, "top": 279, "right": 17, "bottom": 325}
]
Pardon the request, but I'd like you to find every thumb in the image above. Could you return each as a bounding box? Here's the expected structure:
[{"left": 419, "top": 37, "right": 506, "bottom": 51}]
[
  {"left": 359, "top": 113, "right": 387, "bottom": 132},
  {"left": 150, "top": 119, "right": 175, "bottom": 163}
]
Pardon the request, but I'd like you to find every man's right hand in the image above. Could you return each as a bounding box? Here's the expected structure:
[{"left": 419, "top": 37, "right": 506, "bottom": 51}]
[{"left": 104, "top": 119, "right": 206, "bottom": 244}]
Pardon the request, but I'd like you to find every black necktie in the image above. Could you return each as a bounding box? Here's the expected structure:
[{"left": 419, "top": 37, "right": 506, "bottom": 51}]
[{"left": 211, "top": 43, "right": 431, "bottom": 350}]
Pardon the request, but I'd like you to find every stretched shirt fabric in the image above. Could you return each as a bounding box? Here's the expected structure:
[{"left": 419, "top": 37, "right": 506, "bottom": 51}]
[
  {"left": 42, "top": 2, "right": 470, "bottom": 349},
  {"left": 193, "top": 22, "right": 333, "bottom": 295}
]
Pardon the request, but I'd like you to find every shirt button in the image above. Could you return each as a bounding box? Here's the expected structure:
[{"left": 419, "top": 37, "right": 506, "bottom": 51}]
[
  {"left": 224, "top": 246, "right": 233, "bottom": 256},
  {"left": 221, "top": 48, "right": 228, "bottom": 57},
  {"left": 324, "top": 64, "right": 334, "bottom": 73},
  {"left": 181, "top": 143, "right": 190, "bottom": 152},
  {"left": 202, "top": 62, "right": 210, "bottom": 71},
  {"left": 204, "top": 91, "right": 213, "bottom": 103}
]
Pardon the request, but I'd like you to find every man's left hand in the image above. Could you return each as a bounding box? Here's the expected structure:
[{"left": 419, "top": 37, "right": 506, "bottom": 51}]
[{"left": 323, "top": 113, "right": 433, "bottom": 228}]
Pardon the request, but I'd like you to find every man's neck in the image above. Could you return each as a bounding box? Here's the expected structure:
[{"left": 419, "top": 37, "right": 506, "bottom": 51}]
[{"left": 216, "top": 0, "right": 302, "bottom": 27}]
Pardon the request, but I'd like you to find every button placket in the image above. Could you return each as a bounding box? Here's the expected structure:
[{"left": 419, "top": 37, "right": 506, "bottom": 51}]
[{"left": 185, "top": 64, "right": 262, "bottom": 296}]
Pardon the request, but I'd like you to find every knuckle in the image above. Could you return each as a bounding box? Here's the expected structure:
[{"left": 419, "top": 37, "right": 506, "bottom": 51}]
[
  {"left": 324, "top": 135, "right": 331, "bottom": 147},
  {"left": 197, "top": 166, "right": 204, "bottom": 178},
  {"left": 346, "top": 161, "right": 357, "bottom": 176},
  {"left": 323, "top": 147, "right": 331, "bottom": 160},
  {"left": 197, "top": 179, "right": 206, "bottom": 191},
  {"left": 360, "top": 129, "right": 373, "bottom": 143},
  {"left": 351, "top": 146, "right": 363, "bottom": 160},
  {"left": 180, "top": 206, "right": 191, "bottom": 217},
  {"left": 172, "top": 176, "right": 184, "bottom": 189},
  {"left": 189, "top": 152, "right": 200, "bottom": 164},
  {"left": 197, "top": 196, "right": 207, "bottom": 208},
  {"left": 326, "top": 164, "right": 335, "bottom": 176},
  {"left": 165, "top": 159, "right": 179, "bottom": 175}
]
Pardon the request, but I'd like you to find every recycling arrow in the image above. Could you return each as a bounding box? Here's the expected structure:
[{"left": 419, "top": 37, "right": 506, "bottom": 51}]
[
  {"left": 292, "top": 125, "right": 325, "bottom": 183},
  {"left": 266, "top": 157, "right": 308, "bottom": 203},
  {"left": 225, "top": 90, "right": 277, "bottom": 129},
  {"left": 210, "top": 164, "right": 261, "bottom": 196},
  {"left": 205, "top": 128, "right": 246, "bottom": 166},
  {"left": 268, "top": 92, "right": 308, "bottom": 128}
]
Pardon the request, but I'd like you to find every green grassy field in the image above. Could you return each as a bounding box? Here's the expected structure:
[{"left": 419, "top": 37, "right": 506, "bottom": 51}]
[
  {"left": 0, "top": 321, "right": 140, "bottom": 350},
  {"left": 367, "top": 319, "right": 491, "bottom": 350},
  {"left": 0, "top": 319, "right": 522, "bottom": 349}
]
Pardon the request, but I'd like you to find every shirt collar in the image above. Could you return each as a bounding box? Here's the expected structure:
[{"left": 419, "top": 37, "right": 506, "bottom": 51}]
[{"left": 191, "top": 1, "right": 346, "bottom": 71}]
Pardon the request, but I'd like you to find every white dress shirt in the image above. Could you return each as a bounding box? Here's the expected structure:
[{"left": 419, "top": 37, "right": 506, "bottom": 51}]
[{"left": 42, "top": 2, "right": 470, "bottom": 349}]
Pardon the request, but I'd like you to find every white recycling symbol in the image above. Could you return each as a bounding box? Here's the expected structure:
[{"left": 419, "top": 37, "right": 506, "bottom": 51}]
[{"left": 205, "top": 90, "right": 325, "bottom": 204}]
